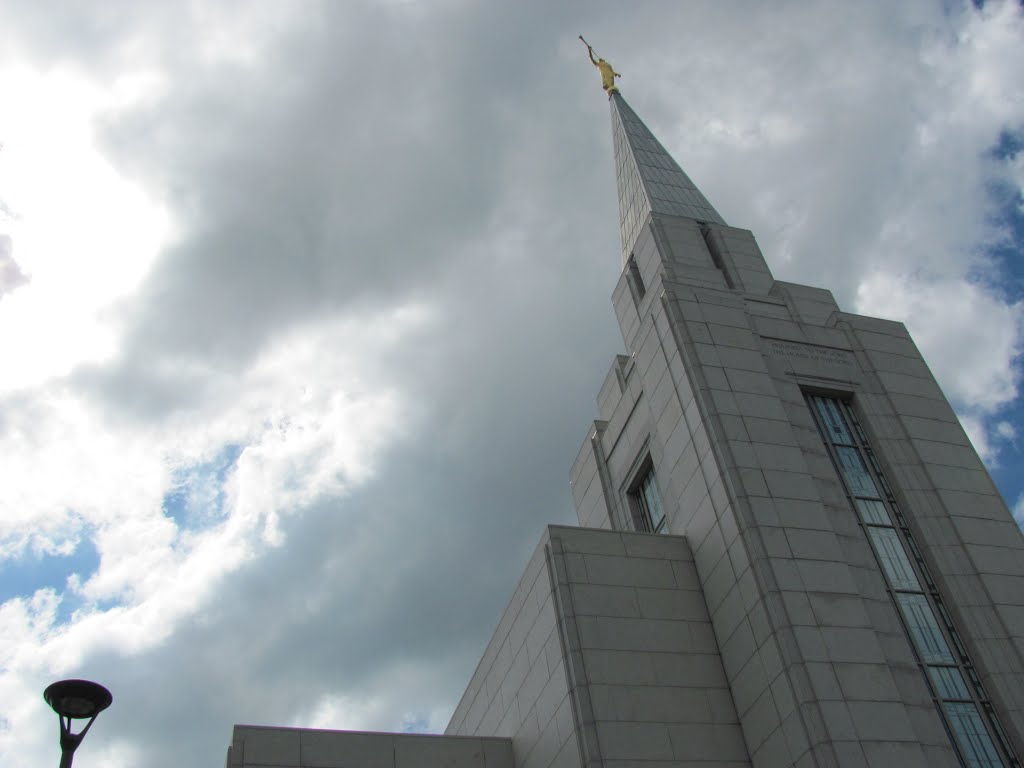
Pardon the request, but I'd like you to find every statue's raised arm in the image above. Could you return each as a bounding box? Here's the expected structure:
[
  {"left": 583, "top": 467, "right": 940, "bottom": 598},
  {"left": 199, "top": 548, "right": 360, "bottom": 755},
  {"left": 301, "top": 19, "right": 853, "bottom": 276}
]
[{"left": 580, "top": 36, "right": 621, "bottom": 94}]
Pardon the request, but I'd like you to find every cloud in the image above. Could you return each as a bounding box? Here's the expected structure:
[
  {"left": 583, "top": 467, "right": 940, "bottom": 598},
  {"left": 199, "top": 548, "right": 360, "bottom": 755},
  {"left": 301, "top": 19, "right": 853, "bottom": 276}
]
[
  {"left": 0, "top": 65, "right": 173, "bottom": 391},
  {"left": 857, "top": 272, "right": 1023, "bottom": 412},
  {"left": 1010, "top": 151, "right": 1024, "bottom": 211},
  {"left": 0, "top": 308, "right": 419, "bottom": 765},
  {"left": 1, "top": 303, "right": 415, "bottom": 569},
  {"left": 0, "top": 236, "right": 29, "bottom": 298},
  {"left": 1, "top": 3, "right": 1023, "bottom": 768}
]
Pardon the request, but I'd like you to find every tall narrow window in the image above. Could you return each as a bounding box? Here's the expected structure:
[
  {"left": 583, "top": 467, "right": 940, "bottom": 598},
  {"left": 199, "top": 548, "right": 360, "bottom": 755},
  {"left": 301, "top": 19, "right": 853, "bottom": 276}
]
[
  {"left": 628, "top": 465, "right": 666, "bottom": 533},
  {"left": 946, "top": 703, "right": 1005, "bottom": 768},
  {"left": 807, "top": 394, "right": 1017, "bottom": 768},
  {"left": 625, "top": 254, "right": 646, "bottom": 306}
]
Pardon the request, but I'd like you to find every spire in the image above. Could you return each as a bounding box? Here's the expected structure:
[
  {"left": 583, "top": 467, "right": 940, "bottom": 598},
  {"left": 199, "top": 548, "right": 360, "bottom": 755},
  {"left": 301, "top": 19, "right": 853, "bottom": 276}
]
[{"left": 610, "top": 92, "right": 725, "bottom": 260}]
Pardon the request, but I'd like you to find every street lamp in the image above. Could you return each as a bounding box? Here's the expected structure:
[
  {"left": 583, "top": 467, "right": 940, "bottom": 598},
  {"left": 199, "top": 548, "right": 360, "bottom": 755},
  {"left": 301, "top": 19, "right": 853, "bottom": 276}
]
[{"left": 43, "top": 679, "right": 112, "bottom": 768}]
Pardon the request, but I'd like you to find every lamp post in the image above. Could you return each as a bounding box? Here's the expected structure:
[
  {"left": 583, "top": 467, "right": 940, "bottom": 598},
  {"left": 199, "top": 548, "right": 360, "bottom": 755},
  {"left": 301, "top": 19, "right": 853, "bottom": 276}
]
[{"left": 43, "top": 679, "right": 112, "bottom": 768}]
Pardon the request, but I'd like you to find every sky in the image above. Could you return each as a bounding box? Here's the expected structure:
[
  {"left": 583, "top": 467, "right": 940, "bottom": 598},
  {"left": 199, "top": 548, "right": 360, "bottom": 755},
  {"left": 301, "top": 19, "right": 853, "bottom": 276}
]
[{"left": 0, "top": 1, "right": 1022, "bottom": 766}]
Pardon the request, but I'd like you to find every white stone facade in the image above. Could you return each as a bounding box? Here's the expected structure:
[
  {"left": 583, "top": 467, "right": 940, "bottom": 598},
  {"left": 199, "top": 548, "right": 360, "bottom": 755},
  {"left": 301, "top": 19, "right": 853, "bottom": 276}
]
[
  {"left": 446, "top": 526, "right": 747, "bottom": 767},
  {"left": 227, "top": 727, "right": 512, "bottom": 768},
  {"left": 567, "top": 201, "right": 1024, "bottom": 765}
]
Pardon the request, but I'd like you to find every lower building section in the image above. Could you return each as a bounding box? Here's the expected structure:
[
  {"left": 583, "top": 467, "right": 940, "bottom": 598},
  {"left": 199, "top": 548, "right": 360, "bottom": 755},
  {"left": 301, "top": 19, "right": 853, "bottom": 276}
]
[
  {"left": 227, "top": 524, "right": 1018, "bottom": 767},
  {"left": 446, "top": 525, "right": 749, "bottom": 767},
  {"left": 226, "top": 726, "right": 513, "bottom": 768},
  {"left": 228, "top": 526, "right": 750, "bottom": 768}
]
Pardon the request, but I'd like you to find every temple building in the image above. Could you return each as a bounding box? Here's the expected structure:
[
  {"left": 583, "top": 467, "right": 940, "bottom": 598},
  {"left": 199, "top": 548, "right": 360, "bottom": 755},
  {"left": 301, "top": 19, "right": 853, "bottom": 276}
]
[{"left": 226, "top": 69, "right": 1024, "bottom": 768}]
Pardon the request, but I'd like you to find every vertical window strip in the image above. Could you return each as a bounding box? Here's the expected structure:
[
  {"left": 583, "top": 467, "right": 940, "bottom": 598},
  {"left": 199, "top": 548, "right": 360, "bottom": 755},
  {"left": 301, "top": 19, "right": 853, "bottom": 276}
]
[
  {"left": 855, "top": 498, "right": 891, "bottom": 525},
  {"left": 629, "top": 489, "right": 652, "bottom": 533},
  {"left": 931, "top": 667, "right": 972, "bottom": 701},
  {"left": 897, "top": 593, "right": 956, "bottom": 664},
  {"left": 869, "top": 527, "right": 922, "bottom": 591},
  {"left": 834, "top": 446, "right": 881, "bottom": 497},
  {"left": 945, "top": 703, "right": 1005, "bottom": 768},
  {"left": 812, "top": 396, "right": 854, "bottom": 444},
  {"left": 628, "top": 464, "right": 667, "bottom": 535},
  {"left": 640, "top": 470, "right": 666, "bottom": 533},
  {"left": 806, "top": 394, "right": 1015, "bottom": 768}
]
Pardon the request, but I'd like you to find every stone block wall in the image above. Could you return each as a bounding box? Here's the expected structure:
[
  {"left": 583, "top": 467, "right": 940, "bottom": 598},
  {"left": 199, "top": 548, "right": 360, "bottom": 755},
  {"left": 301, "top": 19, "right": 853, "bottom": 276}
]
[
  {"left": 448, "top": 525, "right": 749, "bottom": 768},
  {"left": 569, "top": 209, "right": 1024, "bottom": 765},
  {"left": 550, "top": 527, "right": 750, "bottom": 767},
  {"left": 446, "top": 528, "right": 581, "bottom": 768},
  {"left": 227, "top": 726, "right": 513, "bottom": 768}
]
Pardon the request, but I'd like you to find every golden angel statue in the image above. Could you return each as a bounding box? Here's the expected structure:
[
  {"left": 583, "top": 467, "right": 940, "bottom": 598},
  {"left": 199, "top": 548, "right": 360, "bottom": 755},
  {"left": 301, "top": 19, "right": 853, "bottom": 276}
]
[{"left": 580, "top": 37, "right": 620, "bottom": 94}]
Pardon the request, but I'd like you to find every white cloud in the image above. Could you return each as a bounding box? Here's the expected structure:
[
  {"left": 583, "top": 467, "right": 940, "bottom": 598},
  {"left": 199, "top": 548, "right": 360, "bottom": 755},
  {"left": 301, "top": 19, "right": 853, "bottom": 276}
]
[
  {"left": 0, "top": 66, "right": 172, "bottom": 389},
  {"left": 294, "top": 661, "right": 461, "bottom": 736},
  {"left": 996, "top": 421, "right": 1017, "bottom": 441},
  {"left": 0, "top": 303, "right": 426, "bottom": 767},
  {"left": 298, "top": 693, "right": 385, "bottom": 733},
  {"left": 856, "top": 273, "right": 1023, "bottom": 413},
  {"left": 0, "top": 303, "right": 424, "bottom": 657},
  {"left": 960, "top": 413, "right": 997, "bottom": 466}
]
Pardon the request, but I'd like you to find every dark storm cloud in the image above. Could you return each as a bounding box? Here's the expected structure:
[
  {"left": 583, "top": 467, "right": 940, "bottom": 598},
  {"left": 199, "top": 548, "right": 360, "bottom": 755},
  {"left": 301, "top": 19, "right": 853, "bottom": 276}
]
[{"left": 72, "top": 2, "right": 618, "bottom": 417}]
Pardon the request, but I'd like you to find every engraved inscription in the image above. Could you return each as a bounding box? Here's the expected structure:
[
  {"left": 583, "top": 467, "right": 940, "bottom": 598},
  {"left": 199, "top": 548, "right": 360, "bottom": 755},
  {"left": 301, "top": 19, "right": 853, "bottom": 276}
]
[{"left": 767, "top": 339, "right": 852, "bottom": 367}]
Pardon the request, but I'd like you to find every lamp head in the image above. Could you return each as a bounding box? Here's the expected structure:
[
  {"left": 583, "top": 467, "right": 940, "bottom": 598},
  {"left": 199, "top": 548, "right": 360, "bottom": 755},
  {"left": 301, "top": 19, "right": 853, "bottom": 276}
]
[{"left": 44, "top": 680, "right": 112, "bottom": 720}]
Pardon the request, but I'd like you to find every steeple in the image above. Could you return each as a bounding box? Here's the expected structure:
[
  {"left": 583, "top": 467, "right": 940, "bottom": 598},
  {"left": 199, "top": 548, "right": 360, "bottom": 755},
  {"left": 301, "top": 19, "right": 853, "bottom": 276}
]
[{"left": 610, "top": 92, "right": 725, "bottom": 261}]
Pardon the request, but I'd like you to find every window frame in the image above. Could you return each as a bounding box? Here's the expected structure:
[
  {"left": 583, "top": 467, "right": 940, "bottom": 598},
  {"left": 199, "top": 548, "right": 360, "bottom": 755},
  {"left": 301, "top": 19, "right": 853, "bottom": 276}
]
[
  {"left": 805, "top": 393, "right": 1017, "bottom": 768},
  {"left": 623, "top": 453, "right": 666, "bottom": 534}
]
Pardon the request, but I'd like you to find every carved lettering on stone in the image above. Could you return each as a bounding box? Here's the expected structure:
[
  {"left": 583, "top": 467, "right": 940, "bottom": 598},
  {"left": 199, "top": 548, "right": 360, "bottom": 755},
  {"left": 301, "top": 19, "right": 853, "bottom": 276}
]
[{"left": 766, "top": 339, "right": 853, "bottom": 369}]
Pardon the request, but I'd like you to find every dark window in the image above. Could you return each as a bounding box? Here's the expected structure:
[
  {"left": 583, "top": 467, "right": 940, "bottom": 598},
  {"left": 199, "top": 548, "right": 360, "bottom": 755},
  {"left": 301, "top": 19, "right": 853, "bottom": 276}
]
[
  {"left": 868, "top": 527, "right": 920, "bottom": 591},
  {"left": 945, "top": 703, "right": 1005, "bottom": 768},
  {"left": 625, "top": 254, "right": 646, "bottom": 305},
  {"left": 628, "top": 465, "right": 666, "bottom": 533},
  {"left": 896, "top": 593, "right": 955, "bottom": 665},
  {"left": 931, "top": 667, "right": 971, "bottom": 701}
]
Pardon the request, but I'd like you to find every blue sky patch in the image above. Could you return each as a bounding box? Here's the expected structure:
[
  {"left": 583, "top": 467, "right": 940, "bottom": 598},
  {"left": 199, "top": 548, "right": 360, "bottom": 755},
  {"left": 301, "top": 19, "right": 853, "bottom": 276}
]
[
  {"left": 400, "top": 714, "right": 433, "bottom": 734},
  {"left": 163, "top": 443, "right": 244, "bottom": 530},
  {"left": 979, "top": 129, "right": 1024, "bottom": 303},
  {"left": 981, "top": 129, "right": 1024, "bottom": 516},
  {"left": 0, "top": 535, "right": 100, "bottom": 609}
]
